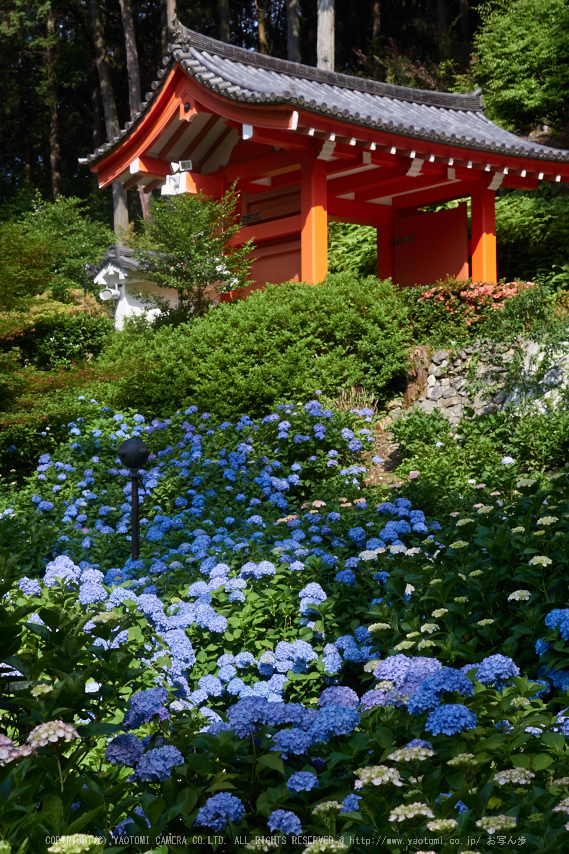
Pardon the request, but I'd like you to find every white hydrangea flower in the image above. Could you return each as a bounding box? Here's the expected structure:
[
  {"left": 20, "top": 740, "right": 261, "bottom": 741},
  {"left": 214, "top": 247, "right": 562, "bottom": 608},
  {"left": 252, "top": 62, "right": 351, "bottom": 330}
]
[
  {"left": 389, "top": 802, "right": 434, "bottom": 822},
  {"left": 456, "top": 518, "right": 474, "bottom": 526},
  {"left": 516, "top": 478, "right": 537, "bottom": 487},
  {"left": 426, "top": 818, "right": 458, "bottom": 832},
  {"left": 432, "top": 608, "right": 448, "bottom": 618},
  {"left": 494, "top": 768, "right": 535, "bottom": 786},
  {"left": 454, "top": 596, "right": 468, "bottom": 604},
  {"left": 301, "top": 840, "right": 348, "bottom": 854},
  {"left": 359, "top": 550, "right": 379, "bottom": 561},
  {"left": 27, "top": 721, "right": 79, "bottom": 749},
  {"left": 245, "top": 839, "right": 279, "bottom": 852},
  {"left": 476, "top": 619, "right": 495, "bottom": 626},
  {"left": 476, "top": 815, "right": 517, "bottom": 834},
  {"left": 395, "top": 640, "right": 415, "bottom": 651},
  {"left": 312, "top": 800, "right": 342, "bottom": 815},
  {"left": 363, "top": 659, "right": 381, "bottom": 672},
  {"left": 537, "top": 516, "right": 558, "bottom": 525},
  {"left": 447, "top": 753, "right": 478, "bottom": 768},
  {"left": 528, "top": 556, "right": 552, "bottom": 566},
  {"left": 405, "top": 583, "right": 415, "bottom": 597},
  {"left": 469, "top": 569, "right": 483, "bottom": 577},
  {"left": 420, "top": 623, "right": 439, "bottom": 634},
  {"left": 390, "top": 545, "right": 407, "bottom": 554},
  {"left": 418, "top": 639, "right": 437, "bottom": 649},
  {"left": 508, "top": 590, "right": 531, "bottom": 601},
  {"left": 511, "top": 526, "right": 525, "bottom": 534},
  {"left": 476, "top": 505, "right": 494, "bottom": 514},
  {"left": 551, "top": 777, "right": 569, "bottom": 788},
  {"left": 553, "top": 796, "right": 569, "bottom": 814},
  {"left": 47, "top": 836, "right": 103, "bottom": 854},
  {"left": 354, "top": 765, "right": 403, "bottom": 789},
  {"left": 510, "top": 696, "right": 530, "bottom": 708},
  {"left": 430, "top": 577, "right": 443, "bottom": 584},
  {"left": 449, "top": 541, "right": 468, "bottom": 549},
  {"left": 389, "top": 746, "right": 434, "bottom": 763},
  {"left": 368, "top": 623, "right": 391, "bottom": 634},
  {"left": 405, "top": 547, "right": 422, "bottom": 556},
  {"left": 31, "top": 684, "right": 53, "bottom": 698}
]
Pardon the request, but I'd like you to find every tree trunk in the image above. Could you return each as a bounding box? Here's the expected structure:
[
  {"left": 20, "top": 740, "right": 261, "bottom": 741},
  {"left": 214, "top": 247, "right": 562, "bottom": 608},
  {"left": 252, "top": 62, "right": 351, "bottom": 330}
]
[
  {"left": 317, "top": 0, "right": 334, "bottom": 71},
  {"left": 219, "top": 0, "right": 230, "bottom": 43},
  {"left": 286, "top": 0, "right": 301, "bottom": 62},
  {"left": 90, "top": 0, "right": 129, "bottom": 237},
  {"left": 118, "top": 0, "right": 150, "bottom": 220},
  {"left": 46, "top": 8, "right": 61, "bottom": 200},
  {"left": 459, "top": 0, "right": 470, "bottom": 41},
  {"left": 161, "top": 0, "right": 176, "bottom": 55},
  {"left": 255, "top": 0, "right": 268, "bottom": 54},
  {"left": 92, "top": 58, "right": 103, "bottom": 150},
  {"left": 437, "top": 0, "right": 448, "bottom": 32},
  {"left": 372, "top": 0, "right": 380, "bottom": 41}
]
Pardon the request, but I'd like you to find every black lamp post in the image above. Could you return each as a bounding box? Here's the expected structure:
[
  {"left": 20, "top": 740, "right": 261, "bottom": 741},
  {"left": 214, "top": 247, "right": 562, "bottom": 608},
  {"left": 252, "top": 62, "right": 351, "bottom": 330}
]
[{"left": 118, "top": 437, "right": 150, "bottom": 560}]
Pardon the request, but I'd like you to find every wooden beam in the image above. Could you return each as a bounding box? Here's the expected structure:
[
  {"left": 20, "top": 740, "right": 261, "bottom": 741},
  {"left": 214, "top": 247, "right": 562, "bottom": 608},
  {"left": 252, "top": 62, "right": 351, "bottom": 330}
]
[
  {"left": 300, "top": 152, "right": 328, "bottom": 283},
  {"left": 241, "top": 126, "right": 313, "bottom": 151},
  {"left": 392, "top": 180, "right": 477, "bottom": 210},
  {"left": 356, "top": 172, "right": 449, "bottom": 202},
  {"left": 129, "top": 155, "right": 172, "bottom": 178},
  {"left": 228, "top": 214, "right": 302, "bottom": 245},
  {"left": 158, "top": 121, "right": 192, "bottom": 160},
  {"left": 225, "top": 150, "right": 302, "bottom": 184},
  {"left": 179, "top": 115, "right": 220, "bottom": 161},
  {"left": 471, "top": 182, "right": 497, "bottom": 283},
  {"left": 328, "top": 165, "right": 409, "bottom": 197},
  {"left": 328, "top": 196, "right": 392, "bottom": 226}
]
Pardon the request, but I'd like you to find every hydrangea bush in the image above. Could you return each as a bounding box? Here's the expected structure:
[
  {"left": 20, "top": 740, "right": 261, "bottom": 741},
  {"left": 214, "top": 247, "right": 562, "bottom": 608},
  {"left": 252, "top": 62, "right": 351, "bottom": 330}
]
[{"left": 1, "top": 398, "right": 569, "bottom": 852}]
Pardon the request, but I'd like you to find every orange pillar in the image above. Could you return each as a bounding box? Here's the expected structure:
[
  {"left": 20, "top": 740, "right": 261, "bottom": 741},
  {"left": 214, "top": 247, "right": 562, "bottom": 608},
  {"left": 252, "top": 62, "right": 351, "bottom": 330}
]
[
  {"left": 300, "top": 153, "right": 328, "bottom": 283},
  {"left": 471, "top": 182, "right": 497, "bottom": 282},
  {"left": 376, "top": 209, "right": 394, "bottom": 281}
]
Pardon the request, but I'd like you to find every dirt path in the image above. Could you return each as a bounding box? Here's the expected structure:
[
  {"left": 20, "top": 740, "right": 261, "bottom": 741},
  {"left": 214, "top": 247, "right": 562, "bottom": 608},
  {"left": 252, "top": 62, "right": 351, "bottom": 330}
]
[{"left": 364, "top": 421, "right": 404, "bottom": 490}]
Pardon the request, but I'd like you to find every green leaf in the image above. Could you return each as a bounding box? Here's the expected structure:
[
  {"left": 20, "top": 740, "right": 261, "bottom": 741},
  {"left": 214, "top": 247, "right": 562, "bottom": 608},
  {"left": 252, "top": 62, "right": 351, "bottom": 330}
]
[
  {"left": 257, "top": 754, "right": 285, "bottom": 774},
  {"left": 66, "top": 805, "right": 104, "bottom": 835}
]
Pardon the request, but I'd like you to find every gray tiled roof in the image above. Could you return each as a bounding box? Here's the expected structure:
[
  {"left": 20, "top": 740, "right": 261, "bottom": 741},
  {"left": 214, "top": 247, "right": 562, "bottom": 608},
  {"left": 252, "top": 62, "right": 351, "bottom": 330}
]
[{"left": 86, "top": 19, "right": 569, "bottom": 165}]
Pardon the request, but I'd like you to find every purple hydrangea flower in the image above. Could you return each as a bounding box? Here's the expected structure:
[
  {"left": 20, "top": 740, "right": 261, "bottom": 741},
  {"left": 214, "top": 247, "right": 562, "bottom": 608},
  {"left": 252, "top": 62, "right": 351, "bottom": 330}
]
[{"left": 105, "top": 734, "right": 144, "bottom": 767}]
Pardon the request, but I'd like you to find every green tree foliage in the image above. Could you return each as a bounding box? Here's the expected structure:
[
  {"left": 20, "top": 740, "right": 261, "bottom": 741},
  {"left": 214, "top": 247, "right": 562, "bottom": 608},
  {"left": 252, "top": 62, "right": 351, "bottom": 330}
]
[
  {"left": 0, "top": 223, "right": 55, "bottom": 310},
  {"left": 328, "top": 222, "right": 377, "bottom": 276},
  {"left": 495, "top": 186, "right": 569, "bottom": 282},
  {"left": 18, "top": 194, "right": 114, "bottom": 298},
  {"left": 130, "top": 190, "right": 253, "bottom": 322},
  {"left": 98, "top": 274, "right": 410, "bottom": 417},
  {"left": 468, "top": 0, "right": 569, "bottom": 131}
]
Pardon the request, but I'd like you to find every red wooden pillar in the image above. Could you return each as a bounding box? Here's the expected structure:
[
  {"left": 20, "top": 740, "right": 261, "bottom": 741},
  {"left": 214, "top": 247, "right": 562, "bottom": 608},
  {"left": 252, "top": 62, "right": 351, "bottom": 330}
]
[
  {"left": 471, "top": 182, "right": 497, "bottom": 282},
  {"left": 300, "top": 152, "right": 328, "bottom": 283},
  {"left": 376, "top": 208, "right": 394, "bottom": 281}
]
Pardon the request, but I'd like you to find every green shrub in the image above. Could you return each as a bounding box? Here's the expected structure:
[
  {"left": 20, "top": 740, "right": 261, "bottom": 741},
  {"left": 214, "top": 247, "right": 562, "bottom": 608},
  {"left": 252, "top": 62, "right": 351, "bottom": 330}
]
[
  {"left": 11, "top": 313, "right": 113, "bottom": 370},
  {"left": 98, "top": 274, "right": 411, "bottom": 418},
  {"left": 400, "top": 277, "right": 555, "bottom": 347}
]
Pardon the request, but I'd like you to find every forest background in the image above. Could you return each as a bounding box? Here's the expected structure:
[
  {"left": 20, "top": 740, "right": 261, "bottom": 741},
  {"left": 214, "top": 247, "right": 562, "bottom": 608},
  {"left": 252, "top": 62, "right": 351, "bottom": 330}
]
[{"left": 3, "top": 0, "right": 569, "bottom": 223}]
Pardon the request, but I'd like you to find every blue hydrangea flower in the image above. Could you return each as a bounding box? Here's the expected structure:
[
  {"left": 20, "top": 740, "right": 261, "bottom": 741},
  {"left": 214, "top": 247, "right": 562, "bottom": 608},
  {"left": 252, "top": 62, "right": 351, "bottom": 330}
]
[
  {"left": 425, "top": 704, "right": 477, "bottom": 736},
  {"left": 341, "top": 793, "right": 361, "bottom": 813},
  {"left": 267, "top": 809, "right": 302, "bottom": 836},
  {"left": 18, "top": 577, "right": 41, "bottom": 597},
  {"left": 286, "top": 771, "right": 319, "bottom": 793},
  {"left": 474, "top": 654, "right": 520, "bottom": 686},
  {"left": 195, "top": 792, "right": 245, "bottom": 832},
  {"left": 123, "top": 687, "right": 169, "bottom": 730},
  {"left": 134, "top": 745, "right": 184, "bottom": 782},
  {"left": 319, "top": 686, "right": 359, "bottom": 707}
]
